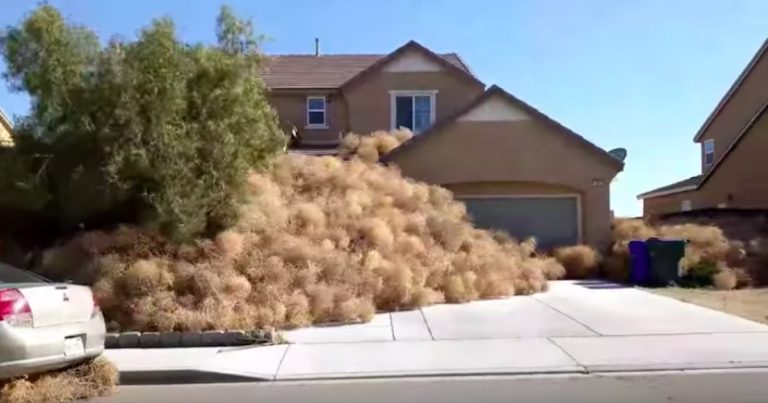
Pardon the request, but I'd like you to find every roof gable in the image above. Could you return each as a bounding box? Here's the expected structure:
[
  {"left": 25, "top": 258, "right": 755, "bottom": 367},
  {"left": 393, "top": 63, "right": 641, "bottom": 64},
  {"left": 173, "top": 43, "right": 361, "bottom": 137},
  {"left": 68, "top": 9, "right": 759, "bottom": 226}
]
[
  {"left": 693, "top": 39, "right": 768, "bottom": 142},
  {"left": 458, "top": 93, "right": 531, "bottom": 122},
  {"left": 382, "top": 85, "right": 624, "bottom": 171},
  {"left": 0, "top": 109, "right": 14, "bottom": 147},
  {"left": 381, "top": 49, "right": 445, "bottom": 72},
  {"left": 259, "top": 42, "right": 474, "bottom": 89},
  {"left": 339, "top": 40, "right": 483, "bottom": 90}
]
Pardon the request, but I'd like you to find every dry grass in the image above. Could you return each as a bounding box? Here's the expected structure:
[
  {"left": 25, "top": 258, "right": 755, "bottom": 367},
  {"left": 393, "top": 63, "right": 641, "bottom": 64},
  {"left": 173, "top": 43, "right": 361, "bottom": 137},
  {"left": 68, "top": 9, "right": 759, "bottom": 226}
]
[
  {"left": 340, "top": 129, "right": 413, "bottom": 162},
  {"left": 39, "top": 131, "right": 554, "bottom": 332},
  {"left": 0, "top": 357, "right": 118, "bottom": 403},
  {"left": 713, "top": 268, "right": 738, "bottom": 291},
  {"left": 651, "top": 287, "right": 768, "bottom": 324},
  {"left": 607, "top": 218, "right": 737, "bottom": 284},
  {"left": 553, "top": 245, "right": 600, "bottom": 279}
]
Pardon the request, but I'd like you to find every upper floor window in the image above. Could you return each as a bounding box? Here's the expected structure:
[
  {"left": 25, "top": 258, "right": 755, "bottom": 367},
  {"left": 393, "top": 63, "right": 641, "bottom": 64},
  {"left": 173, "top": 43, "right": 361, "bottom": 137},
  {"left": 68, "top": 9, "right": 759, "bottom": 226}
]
[
  {"left": 703, "top": 139, "right": 715, "bottom": 167},
  {"left": 390, "top": 90, "right": 436, "bottom": 133},
  {"left": 306, "top": 96, "right": 326, "bottom": 127}
]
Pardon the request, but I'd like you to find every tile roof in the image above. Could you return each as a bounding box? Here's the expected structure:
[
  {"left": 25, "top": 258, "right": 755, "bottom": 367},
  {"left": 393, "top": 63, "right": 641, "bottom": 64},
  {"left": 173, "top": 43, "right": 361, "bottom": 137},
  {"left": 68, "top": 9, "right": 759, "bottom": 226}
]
[
  {"left": 637, "top": 175, "right": 702, "bottom": 199},
  {"left": 260, "top": 53, "right": 470, "bottom": 89}
]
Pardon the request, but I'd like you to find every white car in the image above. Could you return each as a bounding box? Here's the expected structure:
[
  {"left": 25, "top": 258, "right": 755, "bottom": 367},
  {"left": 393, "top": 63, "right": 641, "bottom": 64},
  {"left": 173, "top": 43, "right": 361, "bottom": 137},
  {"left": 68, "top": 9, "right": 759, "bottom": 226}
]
[{"left": 0, "top": 263, "right": 106, "bottom": 380}]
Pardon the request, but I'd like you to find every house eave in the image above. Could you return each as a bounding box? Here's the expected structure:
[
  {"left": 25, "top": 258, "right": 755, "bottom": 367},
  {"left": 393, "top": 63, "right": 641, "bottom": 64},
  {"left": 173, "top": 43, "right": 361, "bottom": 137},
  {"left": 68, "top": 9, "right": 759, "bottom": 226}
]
[
  {"left": 637, "top": 185, "right": 697, "bottom": 200},
  {"left": 692, "top": 38, "right": 768, "bottom": 143}
]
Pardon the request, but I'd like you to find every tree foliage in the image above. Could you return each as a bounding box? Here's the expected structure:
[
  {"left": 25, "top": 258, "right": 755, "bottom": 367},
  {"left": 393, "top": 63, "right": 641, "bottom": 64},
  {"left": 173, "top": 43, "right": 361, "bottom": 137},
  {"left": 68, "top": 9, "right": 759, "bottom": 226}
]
[{"left": 0, "top": 5, "right": 285, "bottom": 239}]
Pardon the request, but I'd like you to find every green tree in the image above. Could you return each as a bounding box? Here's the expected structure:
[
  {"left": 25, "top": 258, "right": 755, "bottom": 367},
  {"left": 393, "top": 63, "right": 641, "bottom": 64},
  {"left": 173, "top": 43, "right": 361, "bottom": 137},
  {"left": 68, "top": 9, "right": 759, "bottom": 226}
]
[{"left": 1, "top": 5, "right": 285, "bottom": 239}]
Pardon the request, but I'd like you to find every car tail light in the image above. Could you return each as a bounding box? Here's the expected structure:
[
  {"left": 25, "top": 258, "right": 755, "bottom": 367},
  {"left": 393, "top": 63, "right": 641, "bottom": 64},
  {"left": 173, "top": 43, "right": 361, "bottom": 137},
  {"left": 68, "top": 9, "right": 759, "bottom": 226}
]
[
  {"left": 0, "top": 288, "right": 33, "bottom": 327},
  {"left": 92, "top": 293, "right": 101, "bottom": 318}
]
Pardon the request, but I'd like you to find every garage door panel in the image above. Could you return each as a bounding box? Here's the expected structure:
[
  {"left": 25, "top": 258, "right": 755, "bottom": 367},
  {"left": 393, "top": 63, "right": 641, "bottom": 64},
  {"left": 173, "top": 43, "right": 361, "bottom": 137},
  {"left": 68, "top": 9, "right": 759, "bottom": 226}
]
[{"left": 461, "top": 197, "right": 579, "bottom": 249}]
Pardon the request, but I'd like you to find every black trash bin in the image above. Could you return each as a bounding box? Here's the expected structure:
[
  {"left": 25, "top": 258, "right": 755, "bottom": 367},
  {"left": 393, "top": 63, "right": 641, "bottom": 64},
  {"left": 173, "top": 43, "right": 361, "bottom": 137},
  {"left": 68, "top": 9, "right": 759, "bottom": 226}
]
[{"left": 645, "top": 238, "right": 686, "bottom": 287}]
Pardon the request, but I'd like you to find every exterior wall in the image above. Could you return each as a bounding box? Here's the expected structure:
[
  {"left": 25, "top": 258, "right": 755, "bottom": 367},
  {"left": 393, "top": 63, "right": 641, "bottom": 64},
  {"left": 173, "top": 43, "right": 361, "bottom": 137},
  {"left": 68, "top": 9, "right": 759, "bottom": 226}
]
[
  {"left": 446, "top": 182, "right": 579, "bottom": 195},
  {"left": 642, "top": 190, "right": 697, "bottom": 218},
  {"left": 644, "top": 109, "right": 768, "bottom": 218},
  {"left": 697, "top": 109, "right": 768, "bottom": 208},
  {"left": 0, "top": 122, "right": 12, "bottom": 146},
  {"left": 697, "top": 49, "right": 768, "bottom": 173},
  {"left": 343, "top": 70, "right": 484, "bottom": 135},
  {"left": 389, "top": 120, "right": 619, "bottom": 250},
  {"left": 268, "top": 90, "right": 348, "bottom": 146}
]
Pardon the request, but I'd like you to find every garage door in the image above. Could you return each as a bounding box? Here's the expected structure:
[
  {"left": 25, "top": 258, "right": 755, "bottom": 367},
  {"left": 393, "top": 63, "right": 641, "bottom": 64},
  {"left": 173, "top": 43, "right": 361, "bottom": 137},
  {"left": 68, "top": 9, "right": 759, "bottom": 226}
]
[{"left": 460, "top": 196, "right": 579, "bottom": 249}]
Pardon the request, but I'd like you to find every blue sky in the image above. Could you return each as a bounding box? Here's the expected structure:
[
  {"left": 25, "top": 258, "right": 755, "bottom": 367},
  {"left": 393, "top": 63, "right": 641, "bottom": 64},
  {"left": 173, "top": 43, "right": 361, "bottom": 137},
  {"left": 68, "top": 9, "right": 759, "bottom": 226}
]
[{"left": 2, "top": 1, "right": 766, "bottom": 216}]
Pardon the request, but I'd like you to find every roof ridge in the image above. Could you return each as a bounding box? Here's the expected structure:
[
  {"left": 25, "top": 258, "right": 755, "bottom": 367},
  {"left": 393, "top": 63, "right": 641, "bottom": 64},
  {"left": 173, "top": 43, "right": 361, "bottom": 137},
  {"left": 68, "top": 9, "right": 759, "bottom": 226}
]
[
  {"left": 266, "top": 53, "right": 385, "bottom": 57},
  {"left": 265, "top": 52, "right": 461, "bottom": 58}
]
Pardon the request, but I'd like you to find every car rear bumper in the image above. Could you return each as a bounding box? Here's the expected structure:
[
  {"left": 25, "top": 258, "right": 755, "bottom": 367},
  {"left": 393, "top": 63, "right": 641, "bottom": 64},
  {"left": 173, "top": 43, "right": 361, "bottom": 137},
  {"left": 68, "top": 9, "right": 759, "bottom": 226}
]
[{"left": 0, "top": 312, "right": 106, "bottom": 380}]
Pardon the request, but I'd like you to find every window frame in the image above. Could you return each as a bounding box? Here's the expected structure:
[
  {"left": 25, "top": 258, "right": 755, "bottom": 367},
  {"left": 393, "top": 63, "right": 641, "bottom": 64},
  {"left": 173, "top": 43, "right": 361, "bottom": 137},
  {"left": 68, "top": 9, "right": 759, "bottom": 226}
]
[
  {"left": 703, "top": 139, "right": 715, "bottom": 167},
  {"left": 306, "top": 96, "right": 328, "bottom": 129},
  {"left": 389, "top": 90, "right": 437, "bottom": 133}
]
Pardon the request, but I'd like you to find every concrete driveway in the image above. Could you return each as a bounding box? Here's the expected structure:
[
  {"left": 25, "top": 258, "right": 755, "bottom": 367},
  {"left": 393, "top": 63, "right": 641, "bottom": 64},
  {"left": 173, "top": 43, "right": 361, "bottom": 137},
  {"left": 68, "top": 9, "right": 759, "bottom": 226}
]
[
  {"left": 108, "top": 281, "right": 768, "bottom": 381},
  {"left": 288, "top": 280, "right": 767, "bottom": 343}
]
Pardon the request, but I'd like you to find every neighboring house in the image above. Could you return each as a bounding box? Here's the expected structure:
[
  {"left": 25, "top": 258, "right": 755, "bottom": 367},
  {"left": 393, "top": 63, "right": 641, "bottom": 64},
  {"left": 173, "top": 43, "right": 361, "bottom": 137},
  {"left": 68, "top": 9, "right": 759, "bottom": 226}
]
[
  {"left": 638, "top": 39, "right": 768, "bottom": 218},
  {"left": 0, "top": 109, "right": 13, "bottom": 147},
  {"left": 260, "top": 41, "right": 624, "bottom": 249}
]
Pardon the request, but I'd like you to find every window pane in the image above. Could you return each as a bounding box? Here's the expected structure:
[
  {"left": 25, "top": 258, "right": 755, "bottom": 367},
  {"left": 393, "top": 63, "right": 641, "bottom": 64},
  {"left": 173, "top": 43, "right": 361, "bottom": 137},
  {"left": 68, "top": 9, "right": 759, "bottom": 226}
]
[
  {"left": 0, "top": 263, "right": 49, "bottom": 283},
  {"left": 414, "top": 96, "right": 432, "bottom": 132},
  {"left": 308, "top": 98, "right": 325, "bottom": 110},
  {"left": 308, "top": 111, "right": 325, "bottom": 125},
  {"left": 704, "top": 140, "right": 714, "bottom": 152},
  {"left": 395, "top": 96, "right": 413, "bottom": 130},
  {"left": 704, "top": 152, "right": 714, "bottom": 165}
]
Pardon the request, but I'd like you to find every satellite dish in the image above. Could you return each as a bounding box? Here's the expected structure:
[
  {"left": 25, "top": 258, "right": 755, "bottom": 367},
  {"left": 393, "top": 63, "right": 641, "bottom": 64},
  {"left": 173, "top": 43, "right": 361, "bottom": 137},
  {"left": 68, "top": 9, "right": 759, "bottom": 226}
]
[{"left": 608, "top": 147, "right": 627, "bottom": 162}]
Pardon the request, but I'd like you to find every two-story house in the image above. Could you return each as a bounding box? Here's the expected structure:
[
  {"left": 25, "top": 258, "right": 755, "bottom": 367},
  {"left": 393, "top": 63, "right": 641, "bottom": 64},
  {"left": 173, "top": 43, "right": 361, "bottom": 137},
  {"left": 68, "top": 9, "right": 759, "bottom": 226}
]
[
  {"left": 638, "top": 39, "right": 768, "bottom": 218},
  {"left": 261, "top": 41, "right": 624, "bottom": 250}
]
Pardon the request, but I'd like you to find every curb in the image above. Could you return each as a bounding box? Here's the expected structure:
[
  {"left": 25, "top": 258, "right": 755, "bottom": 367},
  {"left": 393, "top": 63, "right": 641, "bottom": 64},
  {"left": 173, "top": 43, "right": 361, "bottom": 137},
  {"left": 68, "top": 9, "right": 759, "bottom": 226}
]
[
  {"left": 106, "top": 329, "right": 275, "bottom": 349},
  {"left": 119, "top": 369, "right": 270, "bottom": 385},
  {"left": 118, "top": 365, "right": 768, "bottom": 386}
]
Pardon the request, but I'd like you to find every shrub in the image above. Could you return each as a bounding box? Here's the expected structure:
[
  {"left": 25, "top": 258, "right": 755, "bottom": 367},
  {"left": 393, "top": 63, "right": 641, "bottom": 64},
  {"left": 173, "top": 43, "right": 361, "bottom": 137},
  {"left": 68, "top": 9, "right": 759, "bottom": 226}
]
[
  {"left": 340, "top": 129, "right": 413, "bottom": 161},
  {"left": 553, "top": 245, "right": 600, "bottom": 279},
  {"left": 38, "top": 147, "right": 555, "bottom": 332},
  {"left": 608, "top": 219, "right": 733, "bottom": 286},
  {"left": 713, "top": 268, "right": 738, "bottom": 291},
  {"left": 679, "top": 260, "right": 719, "bottom": 288},
  {"left": 0, "top": 357, "right": 117, "bottom": 403},
  {"left": 540, "top": 257, "right": 567, "bottom": 280},
  {"left": 0, "top": 5, "right": 284, "bottom": 240}
]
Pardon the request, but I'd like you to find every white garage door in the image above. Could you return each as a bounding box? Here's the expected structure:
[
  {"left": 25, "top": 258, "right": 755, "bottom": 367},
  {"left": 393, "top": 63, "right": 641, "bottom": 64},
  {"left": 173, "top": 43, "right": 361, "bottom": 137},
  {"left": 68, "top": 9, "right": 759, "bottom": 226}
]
[{"left": 461, "top": 196, "right": 580, "bottom": 250}]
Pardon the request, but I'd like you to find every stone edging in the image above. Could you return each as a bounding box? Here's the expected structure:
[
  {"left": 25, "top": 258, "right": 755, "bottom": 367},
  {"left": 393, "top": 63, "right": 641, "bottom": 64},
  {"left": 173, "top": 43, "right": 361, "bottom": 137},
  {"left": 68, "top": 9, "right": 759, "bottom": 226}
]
[{"left": 105, "top": 329, "right": 275, "bottom": 349}]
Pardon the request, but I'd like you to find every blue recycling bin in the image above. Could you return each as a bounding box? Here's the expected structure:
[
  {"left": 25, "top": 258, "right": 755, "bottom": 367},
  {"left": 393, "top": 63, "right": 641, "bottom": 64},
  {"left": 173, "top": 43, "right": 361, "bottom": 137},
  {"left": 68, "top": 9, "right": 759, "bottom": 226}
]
[{"left": 628, "top": 240, "right": 650, "bottom": 285}]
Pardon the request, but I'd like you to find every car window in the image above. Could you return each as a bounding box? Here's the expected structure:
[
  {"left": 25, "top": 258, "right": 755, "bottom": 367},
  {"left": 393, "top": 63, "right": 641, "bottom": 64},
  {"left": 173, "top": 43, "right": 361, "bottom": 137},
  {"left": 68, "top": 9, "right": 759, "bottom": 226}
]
[{"left": 0, "top": 263, "right": 51, "bottom": 283}]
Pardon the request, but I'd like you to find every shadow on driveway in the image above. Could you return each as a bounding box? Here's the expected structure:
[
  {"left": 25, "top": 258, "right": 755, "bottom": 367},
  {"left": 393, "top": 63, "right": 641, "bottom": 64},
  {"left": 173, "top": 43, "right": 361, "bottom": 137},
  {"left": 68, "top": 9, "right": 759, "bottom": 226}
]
[{"left": 572, "top": 280, "right": 631, "bottom": 290}]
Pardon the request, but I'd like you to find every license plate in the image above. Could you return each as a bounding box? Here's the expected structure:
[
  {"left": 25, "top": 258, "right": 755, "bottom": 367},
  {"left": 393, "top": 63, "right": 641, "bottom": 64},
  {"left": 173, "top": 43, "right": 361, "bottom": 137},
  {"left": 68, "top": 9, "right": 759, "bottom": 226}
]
[{"left": 63, "top": 336, "right": 85, "bottom": 358}]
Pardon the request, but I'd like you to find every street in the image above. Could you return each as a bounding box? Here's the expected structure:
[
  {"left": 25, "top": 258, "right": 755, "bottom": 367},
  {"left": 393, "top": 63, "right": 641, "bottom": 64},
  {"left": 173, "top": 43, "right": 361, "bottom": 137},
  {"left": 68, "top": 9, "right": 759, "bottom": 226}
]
[{"left": 95, "top": 369, "right": 768, "bottom": 403}]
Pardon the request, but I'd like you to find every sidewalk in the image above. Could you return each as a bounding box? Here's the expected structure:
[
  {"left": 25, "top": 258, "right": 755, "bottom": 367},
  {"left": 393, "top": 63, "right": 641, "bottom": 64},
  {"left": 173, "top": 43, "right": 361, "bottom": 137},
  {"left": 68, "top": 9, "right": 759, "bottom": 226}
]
[{"left": 106, "top": 281, "right": 768, "bottom": 382}]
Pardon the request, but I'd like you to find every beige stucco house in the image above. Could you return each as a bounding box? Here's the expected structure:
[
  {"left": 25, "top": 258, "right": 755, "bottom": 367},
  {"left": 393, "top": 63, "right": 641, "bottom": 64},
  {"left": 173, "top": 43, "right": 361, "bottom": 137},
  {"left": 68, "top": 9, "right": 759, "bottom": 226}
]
[
  {"left": 638, "top": 39, "right": 768, "bottom": 218},
  {"left": 260, "top": 41, "right": 624, "bottom": 250},
  {"left": 0, "top": 109, "right": 13, "bottom": 147}
]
